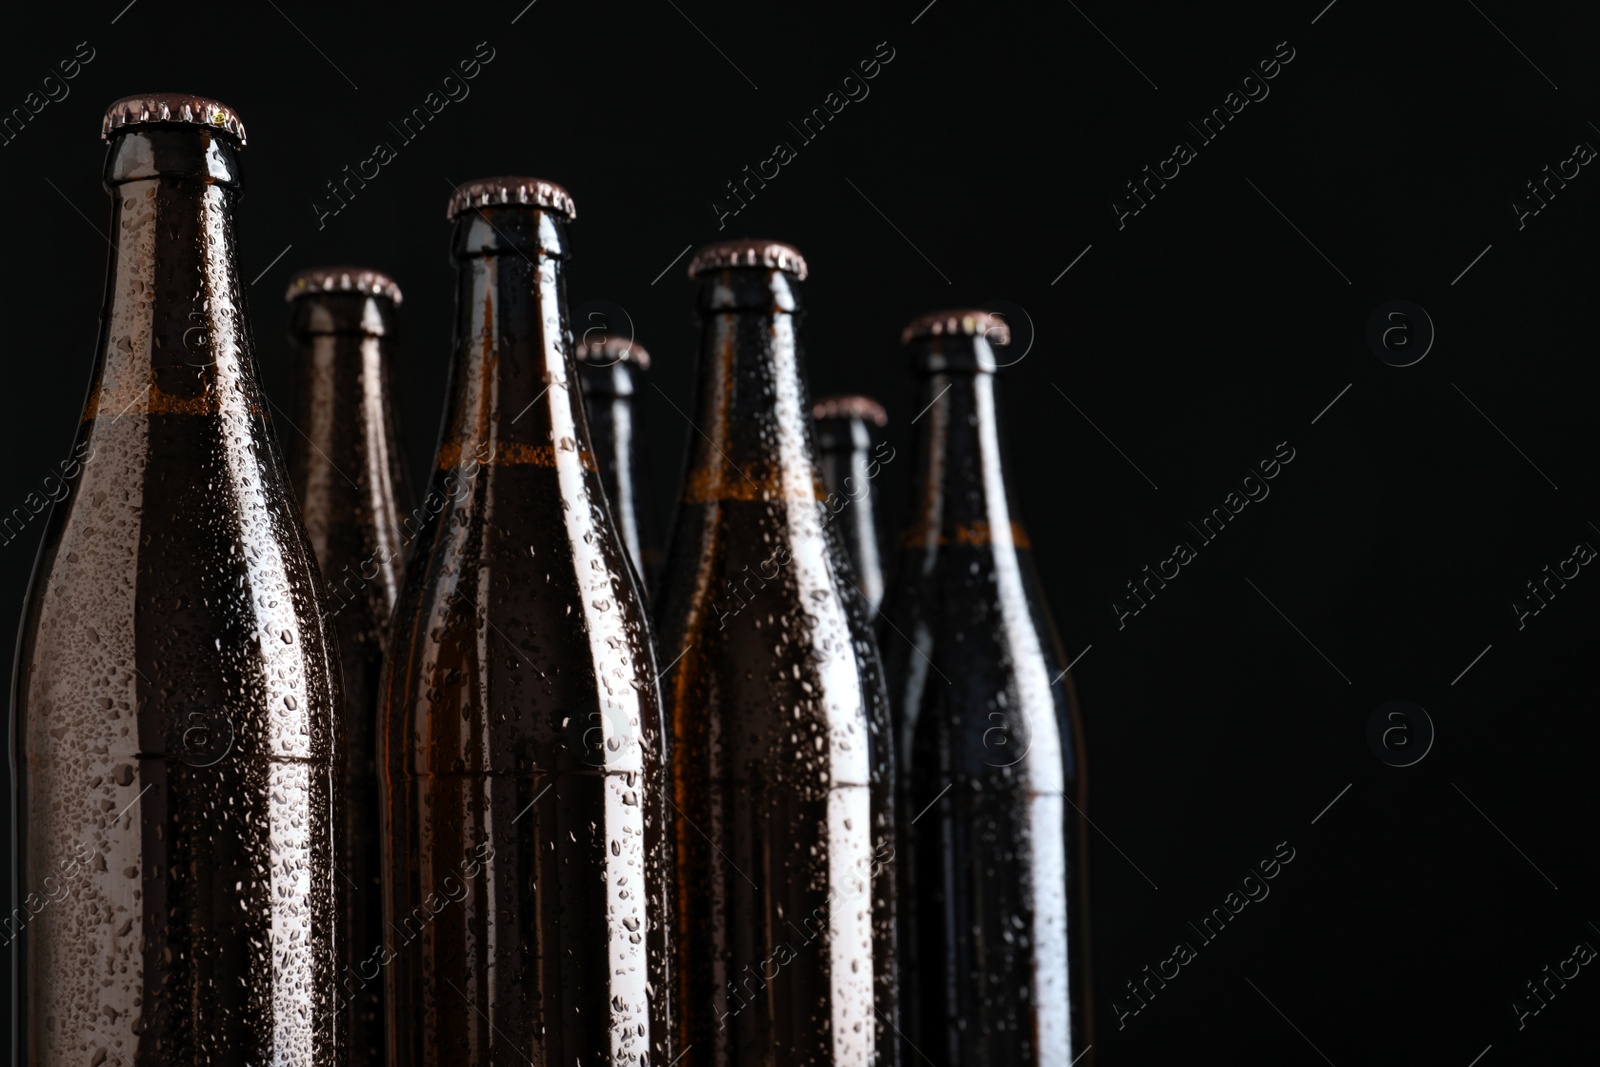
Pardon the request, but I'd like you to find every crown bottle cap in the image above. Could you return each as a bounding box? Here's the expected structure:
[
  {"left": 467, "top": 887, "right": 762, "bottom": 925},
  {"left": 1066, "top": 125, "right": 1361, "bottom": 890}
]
[
  {"left": 575, "top": 335, "right": 650, "bottom": 370},
  {"left": 811, "top": 395, "right": 887, "bottom": 426},
  {"left": 447, "top": 177, "right": 576, "bottom": 221},
  {"left": 688, "top": 239, "right": 808, "bottom": 281},
  {"left": 900, "top": 309, "right": 1010, "bottom": 346},
  {"left": 285, "top": 266, "right": 403, "bottom": 306},
  {"left": 102, "top": 93, "right": 246, "bottom": 145}
]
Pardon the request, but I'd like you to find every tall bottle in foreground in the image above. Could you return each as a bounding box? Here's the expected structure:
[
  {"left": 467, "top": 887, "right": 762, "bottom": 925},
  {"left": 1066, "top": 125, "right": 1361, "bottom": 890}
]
[
  {"left": 655, "top": 240, "right": 898, "bottom": 1066},
  {"left": 880, "top": 311, "right": 1091, "bottom": 1067},
  {"left": 284, "top": 266, "right": 412, "bottom": 1067},
  {"left": 812, "top": 395, "right": 892, "bottom": 614},
  {"left": 574, "top": 332, "right": 658, "bottom": 590},
  {"left": 380, "top": 178, "right": 671, "bottom": 1066},
  {"left": 12, "top": 95, "right": 343, "bottom": 1065}
]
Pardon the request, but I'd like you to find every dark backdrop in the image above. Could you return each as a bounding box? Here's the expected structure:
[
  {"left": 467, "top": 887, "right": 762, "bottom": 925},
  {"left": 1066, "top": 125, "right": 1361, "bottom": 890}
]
[{"left": 4, "top": 1, "right": 1598, "bottom": 1062}]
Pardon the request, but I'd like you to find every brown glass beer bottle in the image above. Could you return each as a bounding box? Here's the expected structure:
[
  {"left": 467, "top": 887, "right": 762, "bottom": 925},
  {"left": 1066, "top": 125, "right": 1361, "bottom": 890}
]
[
  {"left": 812, "top": 395, "right": 892, "bottom": 614},
  {"left": 380, "top": 178, "right": 671, "bottom": 1067},
  {"left": 654, "top": 240, "right": 898, "bottom": 1066},
  {"left": 284, "top": 266, "right": 413, "bottom": 1067},
  {"left": 879, "top": 311, "right": 1092, "bottom": 1066},
  {"left": 574, "top": 333, "right": 658, "bottom": 591},
  {"left": 11, "top": 95, "right": 344, "bottom": 1065}
]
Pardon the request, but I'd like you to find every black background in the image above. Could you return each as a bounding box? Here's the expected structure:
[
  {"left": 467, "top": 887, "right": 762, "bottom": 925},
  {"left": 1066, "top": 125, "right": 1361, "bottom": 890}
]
[{"left": 4, "top": 1, "right": 1599, "bottom": 1062}]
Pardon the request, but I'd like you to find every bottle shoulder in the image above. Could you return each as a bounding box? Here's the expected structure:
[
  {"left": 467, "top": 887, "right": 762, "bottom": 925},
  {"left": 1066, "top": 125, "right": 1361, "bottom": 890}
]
[
  {"left": 653, "top": 501, "right": 892, "bottom": 794},
  {"left": 656, "top": 501, "right": 881, "bottom": 652},
  {"left": 16, "top": 532, "right": 343, "bottom": 768},
  {"left": 883, "top": 543, "right": 1063, "bottom": 640},
  {"left": 879, "top": 544, "right": 1081, "bottom": 783},
  {"left": 20, "top": 409, "right": 338, "bottom": 642},
  {"left": 382, "top": 467, "right": 662, "bottom": 773}
]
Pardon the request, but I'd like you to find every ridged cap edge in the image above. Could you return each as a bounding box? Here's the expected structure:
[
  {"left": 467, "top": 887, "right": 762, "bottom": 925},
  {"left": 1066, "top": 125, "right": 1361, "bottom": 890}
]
[
  {"left": 575, "top": 335, "right": 651, "bottom": 370},
  {"left": 901, "top": 309, "right": 1011, "bottom": 346},
  {"left": 811, "top": 394, "right": 887, "bottom": 426},
  {"left": 688, "top": 239, "right": 808, "bottom": 281},
  {"left": 285, "top": 266, "right": 403, "bottom": 307},
  {"left": 102, "top": 93, "right": 246, "bottom": 146},
  {"left": 447, "top": 177, "right": 576, "bottom": 221}
]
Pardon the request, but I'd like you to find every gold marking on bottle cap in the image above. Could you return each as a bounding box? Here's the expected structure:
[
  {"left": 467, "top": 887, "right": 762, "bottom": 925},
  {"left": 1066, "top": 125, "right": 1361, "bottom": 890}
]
[{"left": 101, "top": 93, "right": 246, "bottom": 146}]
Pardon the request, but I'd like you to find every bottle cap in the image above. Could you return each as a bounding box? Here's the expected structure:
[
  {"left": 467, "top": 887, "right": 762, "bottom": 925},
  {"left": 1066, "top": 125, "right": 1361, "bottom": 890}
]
[
  {"left": 447, "top": 177, "right": 576, "bottom": 221},
  {"left": 102, "top": 93, "right": 246, "bottom": 146},
  {"left": 285, "top": 266, "right": 403, "bottom": 307},
  {"left": 575, "top": 335, "right": 650, "bottom": 370},
  {"left": 900, "top": 309, "right": 1010, "bottom": 347},
  {"left": 811, "top": 395, "right": 887, "bottom": 426},
  {"left": 688, "top": 239, "right": 807, "bottom": 281}
]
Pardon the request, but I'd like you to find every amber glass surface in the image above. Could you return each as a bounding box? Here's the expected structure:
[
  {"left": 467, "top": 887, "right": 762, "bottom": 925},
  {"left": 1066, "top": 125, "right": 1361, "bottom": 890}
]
[
  {"left": 654, "top": 262, "right": 898, "bottom": 1066},
  {"left": 813, "top": 409, "right": 890, "bottom": 614},
  {"left": 575, "top": 356, "right": 657, "bottom": 592},
  {"left": 379, "top": 200, "right": 670, "bottom": 1066},
  {"left": 11, "top": 126, "right": 343, "bottom": 1065},
  {"left": 286, "top": 287, "right": 411, "bottom": 1067},
  {"left": 879, "top": 332, "right": 1092, "bottom": 1066}
]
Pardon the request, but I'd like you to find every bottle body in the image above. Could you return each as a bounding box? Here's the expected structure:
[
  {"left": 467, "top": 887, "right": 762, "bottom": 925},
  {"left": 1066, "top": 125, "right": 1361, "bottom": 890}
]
[
  {"left": 380, "top": 194, "right": 670, "bottom": 1067},
  {"left": 12, "top": 119, "right": 342, "bottom": 1065},
  {"left": 880, "top": 324, "right": 1091, "bottom": 1067},
  {"left": 285, "top": 275, "right": 412, "bottom": 1067},
  {"left": 654, "top": 253, "right": 898, "bottom": 1066}
]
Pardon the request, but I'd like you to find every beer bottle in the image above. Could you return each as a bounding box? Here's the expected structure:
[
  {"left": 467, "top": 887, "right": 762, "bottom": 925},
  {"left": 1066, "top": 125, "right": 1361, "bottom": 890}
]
[
  {"left": 380, "top": 178, "right": 671, "bottom": 1067},
  {"left": 812, "top": 395, "right": 891, "bottom": 614},
  {"left": 11, "top": 94, "right": 343, "bottom": 1064},
  {"left": 655, "top": 239, "right": 898, "bottom": 1066},
  {"left": 880, "top": 310, "right": 1092, "bottom": 1066},
  {"left": 284, "top": 266, "right": 413, "bottom": 1067},
  {"left": 574, "top": 332, "right": 658, "bottom": 591}
]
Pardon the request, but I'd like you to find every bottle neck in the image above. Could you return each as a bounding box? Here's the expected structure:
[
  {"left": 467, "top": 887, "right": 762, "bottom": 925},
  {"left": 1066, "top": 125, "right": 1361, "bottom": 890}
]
[
  {"left": 86, "top": 129, "right": 257, "bottom": 424},
  {"left": 902, "top": 335, "right": 1028, "bottom": 559},
  {"left": 816, "top": 417, "right": 886, "bottom": 608},
  {"left": 577, "top": 362, "right": 646, "bottom": 571},
  {"left": 287, "top": 293, "right": 408, "bottom": 586},
  {"left": 682, "top": 267, "right": 820, "bottom": 506},
  {"left": 439, "top": 206, "right": 587, "bottom": 477}
]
